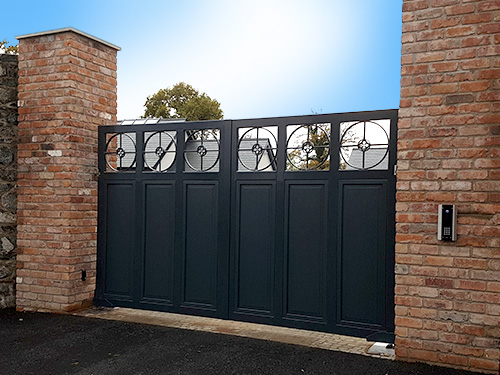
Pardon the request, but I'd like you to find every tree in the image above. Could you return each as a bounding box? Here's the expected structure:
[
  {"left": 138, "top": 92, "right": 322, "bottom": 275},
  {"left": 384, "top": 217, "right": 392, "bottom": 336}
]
[
  {"left": 143, "top": 82, "right": 223, "bottom": 121},
  {"left": 0, "top": 40, "right": 18, "bottom": 54}
]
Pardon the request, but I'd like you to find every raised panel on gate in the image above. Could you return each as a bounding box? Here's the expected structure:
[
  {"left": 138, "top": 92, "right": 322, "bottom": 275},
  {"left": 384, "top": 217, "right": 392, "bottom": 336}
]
[
  {"left": 142, "top": 182, "right": 175, "bottom": 303},
  {"left": 338, "top": 181, "right": 386, "bottom": 327},
  {"left": 284, "top": 182, "right": 327, "bottom": 323},
  {"left": 235, "top": 182, "right": 275, "bottom": 315},
  {"left": 182, "top": 182, "right": 218, "bottom": 310},
  {"left": 104, "top": 183, "right": 135, "bottom": 299}
]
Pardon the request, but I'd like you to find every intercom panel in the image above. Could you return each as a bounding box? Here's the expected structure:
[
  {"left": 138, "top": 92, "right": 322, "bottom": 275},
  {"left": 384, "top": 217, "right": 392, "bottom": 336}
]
[{"left": 438, "top": 204, "right": 457, "bottom": 241}]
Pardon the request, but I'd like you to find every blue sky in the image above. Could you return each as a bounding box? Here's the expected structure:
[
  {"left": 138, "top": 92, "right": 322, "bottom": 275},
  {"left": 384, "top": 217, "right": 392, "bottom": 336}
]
[{"left": 3, "top": 0, "right": 402, "bottom": 120}]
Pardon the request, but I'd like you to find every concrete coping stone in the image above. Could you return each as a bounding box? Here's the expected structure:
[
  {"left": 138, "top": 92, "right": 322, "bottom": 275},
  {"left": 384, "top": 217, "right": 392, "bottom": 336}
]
[{"left": 16, "top": 27, "right": 121, "bottom": 51}]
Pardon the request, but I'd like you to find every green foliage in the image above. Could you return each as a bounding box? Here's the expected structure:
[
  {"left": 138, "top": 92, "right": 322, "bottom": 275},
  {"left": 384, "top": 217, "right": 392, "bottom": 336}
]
[
  {"left": 143, "top": 82, "right": 223, "bottom": 121},
  {"left": 0, "top": 40, "right": 18, "bottom": 54}
]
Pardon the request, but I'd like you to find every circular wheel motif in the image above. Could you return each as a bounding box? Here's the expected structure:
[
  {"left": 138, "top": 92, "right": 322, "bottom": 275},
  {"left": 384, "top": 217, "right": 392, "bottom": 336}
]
[
  {"left": 116, "top": 147, "right": 126, "bottom": 158},
  {"left": 251, "top": 143, "right": 263, "bottom": 156},
  {"left": 302, "top": 141, "right": 314, "bottom": 154},
  {"left": 104, "top": 133, "right": 136, "bottom": 172},
  {"left": 358, "top": 139, "right": 371, "bottom": 152},
  {"left": 144, "top": 131, "right": 176, "bottom": 172},
  {"left": 184, "top": 129, "right": 220, "bottom": 172},
  {"left": 238, "top": 127, "right": 277, "bottom": 172},
  {"left": 286, "top": 124, "right": 330, "bottom": 170},
  {"left": 339, "top": 121, "right": 389, "bottom": 170},
  {"left": 197, "top": 145, "right": 208, "bottom": 157},
  {"left": 155, "top": 146, "right": 164, "bottom": 157}
]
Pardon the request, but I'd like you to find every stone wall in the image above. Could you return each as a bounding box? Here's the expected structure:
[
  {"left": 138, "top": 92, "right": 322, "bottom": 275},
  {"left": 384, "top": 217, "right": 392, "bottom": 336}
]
[
  {"left": 0, "top": 54, "right": 18, "bottom": 308},
  {"left": 396, "top": 0, "right": 500, "bottom": 374}
]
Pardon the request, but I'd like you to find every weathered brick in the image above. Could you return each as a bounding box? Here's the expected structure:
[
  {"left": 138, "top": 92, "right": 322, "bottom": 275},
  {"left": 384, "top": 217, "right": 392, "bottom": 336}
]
[
  {"left": 444, "top": 94, "right": 474, "bottom": 105},
  {"left": 462, "top": 13, "right": 493, "bottom": 24},
  {"left": 429, "top": 83, "right": 458, "bottom": 94},
  {"left": 460, "top": 81, "right": 491, "bottom": 92},
  {"left": 445, "top": 25, "right": 476, "bottom": 37}
]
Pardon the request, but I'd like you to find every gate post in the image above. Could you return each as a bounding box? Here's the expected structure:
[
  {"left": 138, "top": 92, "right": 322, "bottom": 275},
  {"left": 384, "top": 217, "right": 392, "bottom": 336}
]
[
  {"left": 16, "top": 28, "right": 119, "bottom": 311},
  {"left": 397, "top": 1, "right": 499, "bottom": 373}
]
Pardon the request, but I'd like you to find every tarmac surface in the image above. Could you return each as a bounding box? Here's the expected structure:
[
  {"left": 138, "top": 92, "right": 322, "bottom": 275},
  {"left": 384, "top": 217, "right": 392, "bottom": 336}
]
[{"left": 1, "top": 308, "right": 484, "bottom": 375}]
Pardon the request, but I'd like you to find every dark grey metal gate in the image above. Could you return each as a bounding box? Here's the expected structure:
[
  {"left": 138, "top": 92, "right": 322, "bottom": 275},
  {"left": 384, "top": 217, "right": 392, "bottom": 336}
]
[{"left": 95, "top": 110, "right": 397, "bottom": 341}]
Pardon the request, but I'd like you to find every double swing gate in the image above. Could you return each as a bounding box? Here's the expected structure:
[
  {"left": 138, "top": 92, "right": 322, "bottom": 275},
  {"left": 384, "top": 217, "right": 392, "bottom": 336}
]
[{"left": 96, "top": 110, "right": 397, "bottom": 341}]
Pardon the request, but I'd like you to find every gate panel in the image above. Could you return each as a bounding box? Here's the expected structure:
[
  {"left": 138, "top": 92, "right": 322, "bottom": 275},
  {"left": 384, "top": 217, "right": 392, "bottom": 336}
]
[
  {"left": 182, "top": 182, "right": 219, "bottom": 310},
  {"left": 104, "top": 182, "right": 135, "bottom": 299},
  {"left": 338, "top": 180, "right": 387, "bottom": 329},
  {"left": 234, "top": 182, "right": 275, "bottom": 315},
  {"left": 142, "top": 182, "right": 175, "bottom": 303},
  {"left": 284, "top": 182, "right": 327, "bottom": 323},
  {"left": 97, "top": 110, "right": 397, "bottom": 340}
]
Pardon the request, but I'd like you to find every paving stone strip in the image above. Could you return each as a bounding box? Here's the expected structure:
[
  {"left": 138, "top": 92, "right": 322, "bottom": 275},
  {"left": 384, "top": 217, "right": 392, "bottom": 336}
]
[{"left": 76, "top": 307, "right": 395, "bottom": 360}]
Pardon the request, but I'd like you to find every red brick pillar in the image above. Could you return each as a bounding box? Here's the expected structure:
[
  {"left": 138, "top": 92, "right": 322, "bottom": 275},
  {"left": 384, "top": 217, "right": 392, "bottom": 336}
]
[
  {"left": 16, "top": 28, "right": 120, "bottom": 312},
  {"left": 396, "top": 1, "right": 499, "bottom": 373}
]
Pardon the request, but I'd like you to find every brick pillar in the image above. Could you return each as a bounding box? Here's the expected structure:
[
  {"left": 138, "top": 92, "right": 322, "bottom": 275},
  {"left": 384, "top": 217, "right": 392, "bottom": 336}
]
[
  {"left": 16, "top": 28, "right": 120, "bottom": 312},
  {"left": 396, "top": 1, "right": 499, "bottom": 374}
]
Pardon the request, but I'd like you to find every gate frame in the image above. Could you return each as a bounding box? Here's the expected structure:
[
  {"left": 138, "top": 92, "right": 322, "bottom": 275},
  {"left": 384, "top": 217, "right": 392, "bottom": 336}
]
[{"left": 95, "top": 109, "right": 398, "bottom": 342}]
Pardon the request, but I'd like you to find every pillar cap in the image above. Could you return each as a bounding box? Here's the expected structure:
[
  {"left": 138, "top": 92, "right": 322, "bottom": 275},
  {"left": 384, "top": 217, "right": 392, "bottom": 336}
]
[{"left": 16, "top": 27, "right": 121, "bottom": 51}]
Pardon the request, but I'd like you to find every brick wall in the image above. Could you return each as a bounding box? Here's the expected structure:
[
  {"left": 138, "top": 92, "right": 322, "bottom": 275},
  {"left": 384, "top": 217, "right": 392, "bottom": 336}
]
[
  {"left": 16, "top": 29, "right": 119, "bottom": 312},
  {"left": 397, "top": 0, "right": 500, "bottom": 373},
  {"left": 0, "top": 54, "right": 18, "bottom": 308}
]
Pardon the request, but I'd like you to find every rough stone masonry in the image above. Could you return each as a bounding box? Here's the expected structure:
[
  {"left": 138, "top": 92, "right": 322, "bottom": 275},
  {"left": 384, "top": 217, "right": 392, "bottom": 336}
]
[{"left": 0, "top": 54, "right": 18, "bottom": 309}]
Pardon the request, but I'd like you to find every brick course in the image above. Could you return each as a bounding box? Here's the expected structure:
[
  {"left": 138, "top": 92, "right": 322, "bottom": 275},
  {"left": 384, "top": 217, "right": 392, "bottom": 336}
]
[
  {"left": 397, "top": 1, "right": 500, "bottom": 373},
  {"left": 16, "top": 29, "right": 119, "bottom": 312}
]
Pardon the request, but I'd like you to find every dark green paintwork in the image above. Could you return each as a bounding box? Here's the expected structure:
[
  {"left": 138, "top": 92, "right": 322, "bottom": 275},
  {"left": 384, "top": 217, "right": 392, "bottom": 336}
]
[{"left": 96, "top": 111, "right": 397, "bottom": 341}]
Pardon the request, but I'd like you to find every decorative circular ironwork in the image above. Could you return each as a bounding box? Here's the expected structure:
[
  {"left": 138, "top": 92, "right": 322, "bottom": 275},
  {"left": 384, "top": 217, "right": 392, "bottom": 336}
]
[
  {"left": 184, "top": 129, "right": 220, "bottom": 172},
  {"left": 339, "top": 121, "right": 389, "bottom": 170},
  {"left": 116, "top": 147, "right": 126, "bottom": 158},
  {"left": 238, "top": 127, "right": 278, "bottom": 172},
  {"left": 286, "top": 124, "right": 330, "bottom": 170},
  {"left": 155, "top": 146, "right": 164, "bottom": 157},
  {"left": 357, "top": 139, "right": 371, "bottom": 152},
  {"left": 302, "top": 141, "right": 314, "bottom": 154},
  {"left": 251, "top": 143, "right": 263, "bottom": 156},
  {"left": 144, "top": 131, "right": 176, "bottom": 172},
  {"left": 104, "top": 133, "right": 136, "bottom": 172},
  {"left": 196, "top": 145, "right": 208, "bottom": 157}
]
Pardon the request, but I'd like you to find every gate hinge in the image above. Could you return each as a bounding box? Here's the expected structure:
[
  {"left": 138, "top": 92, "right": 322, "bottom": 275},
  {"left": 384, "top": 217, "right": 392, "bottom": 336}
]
[{"left": 394, "top": 165, "right": 397, "bottom": 176}]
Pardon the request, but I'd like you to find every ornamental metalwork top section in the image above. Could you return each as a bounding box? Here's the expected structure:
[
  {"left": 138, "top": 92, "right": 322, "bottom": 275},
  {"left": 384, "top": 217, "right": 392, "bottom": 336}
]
[{"left": 99, "top": 110, "right": 397, "bottom": 174}]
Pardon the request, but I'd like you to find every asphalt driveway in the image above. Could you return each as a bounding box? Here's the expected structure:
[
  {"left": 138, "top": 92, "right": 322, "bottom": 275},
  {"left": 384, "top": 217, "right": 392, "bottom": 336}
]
[{"left": 1, "top": 308, "right": 484, "bottom": 375}]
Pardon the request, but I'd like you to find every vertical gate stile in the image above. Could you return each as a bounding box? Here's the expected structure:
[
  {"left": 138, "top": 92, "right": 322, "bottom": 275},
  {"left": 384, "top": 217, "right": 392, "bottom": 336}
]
[
  {"left": 386, "top": 110, "right": 398, "bottom": 337},
  {"left": 173, "top": 124, "right": 185, "bottom": 312},
  {"left": 229, "top": 119, "right": 237, "bottom": 319},
  {"left": 275, "top": 119, "right": 286, "bottom": 325},
  {"left": 133, "top": 128, "right": 144, "bottom": 304},
  {"left": 96, "top": 127, "right": 106, "bottom": 303},
  {"left": 219, "top": 120, "right": 232, "bottom": 317},
  {"left": 327, "top": 114, "right": 340, "bottom": 332}
]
